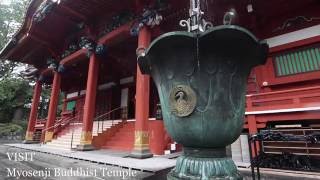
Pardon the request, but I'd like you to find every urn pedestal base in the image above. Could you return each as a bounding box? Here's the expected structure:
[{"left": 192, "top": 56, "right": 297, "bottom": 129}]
[{"left": 168, "top": 147, "right": 242, "bottom": 180}]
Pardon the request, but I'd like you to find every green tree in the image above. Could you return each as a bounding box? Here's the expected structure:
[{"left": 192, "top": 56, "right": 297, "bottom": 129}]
[
  {"left": 0, "top": 78, "right": 32, "bottom": 123},
  {"left": 0, "top": 0, "right": 30, "bottom": 78},
  {"left": 0, "top": 0, "right": 32, "bottom": 124}
]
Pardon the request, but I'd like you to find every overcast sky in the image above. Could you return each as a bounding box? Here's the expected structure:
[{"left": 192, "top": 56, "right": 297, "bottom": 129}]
[{"left": 0, "top": 0, "right": 12, "bottom": 5}]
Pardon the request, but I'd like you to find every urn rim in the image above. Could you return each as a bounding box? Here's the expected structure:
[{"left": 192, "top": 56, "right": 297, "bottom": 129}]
[
  {"left": 138, "top": 25, "right": 269, "bottom": 74},
  {"left": 145, "top": 25, "right": 263, "bottom": 54}
]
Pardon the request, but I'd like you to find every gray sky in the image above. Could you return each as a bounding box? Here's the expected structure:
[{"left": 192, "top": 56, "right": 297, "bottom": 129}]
[{"left": 0, "top": 0, "right": 12, "bottom": 5}]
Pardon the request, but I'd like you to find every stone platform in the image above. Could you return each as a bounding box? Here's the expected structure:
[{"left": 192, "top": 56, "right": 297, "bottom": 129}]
[
  {"left": 4, "top": 143, "right": 320, "bottom": 180},
  {"left": 5, "top": 143, "right": 175, "bottom": 173}
]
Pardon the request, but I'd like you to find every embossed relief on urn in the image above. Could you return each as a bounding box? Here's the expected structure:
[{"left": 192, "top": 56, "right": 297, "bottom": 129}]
[{"left": 138, "top": 25, "right": 268, "bottom": 180}]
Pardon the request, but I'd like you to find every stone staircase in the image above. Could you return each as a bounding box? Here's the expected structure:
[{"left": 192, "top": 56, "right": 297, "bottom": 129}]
[
  {"left": 101, "top": 121, "right": 135, "bottom": 151},
  {"left": 44, "top": 120, "right": 122, "bottom": 150}
]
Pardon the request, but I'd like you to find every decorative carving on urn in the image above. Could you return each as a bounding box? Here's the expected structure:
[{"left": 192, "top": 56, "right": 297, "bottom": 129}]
[{"left": 138, "top": 25, "right": 268, "bottom": 179}]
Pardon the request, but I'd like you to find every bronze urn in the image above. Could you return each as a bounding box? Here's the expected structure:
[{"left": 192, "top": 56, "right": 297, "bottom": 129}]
[{"left": 138, "top": 25, "right": 268, "bottom": 179}]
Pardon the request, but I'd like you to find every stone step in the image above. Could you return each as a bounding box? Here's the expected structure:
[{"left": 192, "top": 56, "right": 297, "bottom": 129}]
[
  {"left": 101, "top": 145, "right": 132, "bottom": 151},
  {"left": 49, "top": 140, "right": 81, "bottom": 145},
  {"left": 58, "top": 134, "right": 81, "bottom": 138},
  {"left": 93, "top": 121, "right": 121, "bottom": 124},
  {"left": 57, "top": 137, "right": 81, "bottom": 141},
  {"left": 52, "top": 136, "right": 81, "bottom": 141},
  {"left": 51, "top": 138, "right": 81, "bottom": 142},
  {"left": 92, "top": 124, "right": 113, "bottom": 127},
  {"left": 59, "top": 129, "right": 82, "bottom": 135},
  {"left": 45, "top": 143, "right": 77, "bottom": 149},
  {"left": 100, "top": 122, "right": 135, "bottom": 151},
  {"left": 50, "top": 141, "right": 80, "bottom": 145},
  {"left": 45, "top": 145, "right": 76, "bottom": 150},
  {"left": 59, "top": 133, "right": 82, "bottom": 137},
  {"left": 57, "top": 137, "right": 81, "bottom": 142},
  {"left": 50, "top": 139, "right": 81, "bottom": 144},
  {"left": 60, "top": 130, "right": 82, "bottom": 134},
  {"left": 92, "top": 127, "right": 112, "bottom": 131},
  {"left": 99, "top": 126, "right": 113, "bottom": 129},
  {"left": 92, "top": 132, "right": 103, "bottom": 136},
  {"left": 46, "top": 120, "right": 124, "bottom": 151},
  {"left": 105, "top": 140, "right": 133, "bottom": 146}
]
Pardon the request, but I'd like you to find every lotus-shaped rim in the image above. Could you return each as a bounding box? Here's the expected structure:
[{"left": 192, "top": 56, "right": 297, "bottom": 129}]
[
  {"left": 149, "top": 25, "right": 261, "bottom": 48},
  {"left": 138, "top": 25, "right": 268, "bottom": 74}
]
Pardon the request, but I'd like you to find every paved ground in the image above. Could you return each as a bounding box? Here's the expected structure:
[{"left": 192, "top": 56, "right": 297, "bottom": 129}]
[
  {"left": 0, "top": 144, "right": 154, "bottom": 180},
  {"left": 4, "top": 143, "right": 176, "bottom": 172},
  {"left": 2, "top": 143, "right": 320, "bottom": 180}
]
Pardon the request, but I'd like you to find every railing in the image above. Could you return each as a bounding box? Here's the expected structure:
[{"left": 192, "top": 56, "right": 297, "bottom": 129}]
[
  {"left": 40, "top": 107, "right": 124, "bottom": 148},
  {"left": 94, "top": 107, "right": 123, "bottom": 136},
  {"left": 41, "top": 115, "right": 79, "bottom": 143},
  {"left": 35, "top": 119, "right": 46, "bottom": 128},
  {"left": 246, "top": 86, "right": 320, "bottom": 112},
  {"left": 249, "top": 130, "right": 320, "bottom": 179}
]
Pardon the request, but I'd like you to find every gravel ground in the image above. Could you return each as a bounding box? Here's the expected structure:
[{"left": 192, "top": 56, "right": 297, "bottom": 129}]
[{"left": 0, "top": 144, "right": 153, "bottom": 180}]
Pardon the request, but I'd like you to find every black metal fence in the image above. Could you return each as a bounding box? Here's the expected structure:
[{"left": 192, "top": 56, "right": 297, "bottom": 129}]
[{"left": 248, "top": 130, "right": 320, "bottom": 180}]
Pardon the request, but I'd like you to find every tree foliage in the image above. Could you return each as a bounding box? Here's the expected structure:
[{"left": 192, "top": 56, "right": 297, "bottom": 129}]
[
  {"left": 0, "top": 0, "right": 30, "bottom": 47},
  {"left": 0, "top": 0, "right": 30, "bottom": 78},
  {"left": 0, "top": 0, "right": 32, "bottom": 123},
  {"left": 0, "top": 78, "right": 32, "bottom": 123}
]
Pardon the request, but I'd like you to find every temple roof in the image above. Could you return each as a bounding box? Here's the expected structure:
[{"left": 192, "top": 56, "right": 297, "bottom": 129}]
[{"left": 0, "top": 0, "right": 139, "bottom": 68}]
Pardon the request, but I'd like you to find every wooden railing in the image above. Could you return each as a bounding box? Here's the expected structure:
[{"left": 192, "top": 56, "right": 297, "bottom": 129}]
[
  {"left": 246, "top": 86, "right": 320, "bottom": 112},
  {"left": 35, "top": 119, "right": 46, "bottom": 128},
  {"left": 94, "top": 107, "right": 123, "bottom": 136},
  {"left": 40, "top": 116, "right": 79, "bottom": 142}
]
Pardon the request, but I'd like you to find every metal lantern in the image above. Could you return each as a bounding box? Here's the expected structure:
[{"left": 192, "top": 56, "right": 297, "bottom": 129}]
[{"left": 138, "top": 25, "right": 268, "bottom": 179}]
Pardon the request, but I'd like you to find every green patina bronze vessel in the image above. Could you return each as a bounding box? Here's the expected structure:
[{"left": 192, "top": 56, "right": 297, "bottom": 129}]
[{"left": 138, "top": 25, "right": 268, "bottom": 179}]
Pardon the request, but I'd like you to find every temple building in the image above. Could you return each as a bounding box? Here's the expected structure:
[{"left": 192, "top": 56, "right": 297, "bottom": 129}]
[{"left": 1, "top": 0, "right": 320, "bottom": 166}]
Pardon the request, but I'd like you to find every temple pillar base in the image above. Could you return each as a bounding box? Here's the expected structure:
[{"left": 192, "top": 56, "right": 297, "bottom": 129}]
[
  {"left": 44, "top": 131, "right": 53, "bottom": 143},
  {"left": 76, "top": 144, "right": 95, "bottom": 151},
  {"left": 129, "top": 148, "right": 153, "bottom": 159},
  {"left": 168, "top": 147, "right": 242, "bottom": 180},
  {"left": 23, "top": 140, "right": 38, "bottom": 144},
  {"left": 77, "top": 131, "right": 94, "bottom": 151},
  {"left": 130, "top": 130, "right": 153, "bottom": 159},
  {"left": 24, "top": 131, "right": 34, "bottom": 144}
]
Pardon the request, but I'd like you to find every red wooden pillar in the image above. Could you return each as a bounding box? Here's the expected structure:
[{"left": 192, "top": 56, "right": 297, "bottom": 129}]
[
  {"left": 44, "top": 71, "right": 61, "bottom": 142},
  {"left": 24, "top": 80, "right": 42, "bottom": 143},
  {"left": 248, "top": 115, "right": 259, "bottom": 157},
  {"left": 77, "top": 53, "right": 100, "bottom": 151},
  {"left": 130, "top": 26, "right": 153, "bottom": 158}
]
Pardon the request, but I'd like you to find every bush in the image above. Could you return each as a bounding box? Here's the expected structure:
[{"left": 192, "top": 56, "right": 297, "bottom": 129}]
[{"left": 0, "top": 123, "right": 24, "bottom": 137}]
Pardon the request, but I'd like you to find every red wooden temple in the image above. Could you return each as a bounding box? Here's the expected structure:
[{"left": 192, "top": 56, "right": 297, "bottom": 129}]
[{"left": 1, "top": 0, "right": 320, "bottom": 158}]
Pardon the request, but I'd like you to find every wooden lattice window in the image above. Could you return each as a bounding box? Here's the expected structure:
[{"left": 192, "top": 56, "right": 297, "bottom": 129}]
[{"left": 274, "top": 46, "right": 320, "bottom": 76}]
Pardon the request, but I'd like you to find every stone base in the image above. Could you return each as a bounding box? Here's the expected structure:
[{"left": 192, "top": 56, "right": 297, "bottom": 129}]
[
  {"left": 129, "top": 148, "right": 153, "bottom": 159},
  {"left": 167, "top": 147, "right": 242, "bottom": 180},
  {"left": 23, "top": 140, "right": 38, "bottom": 144},
  {"left": 44, "top": 131, "right": 54, "bottom": 143},
  {"left": 76, "top": 144, "right": 95, "bottom": 151}
]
